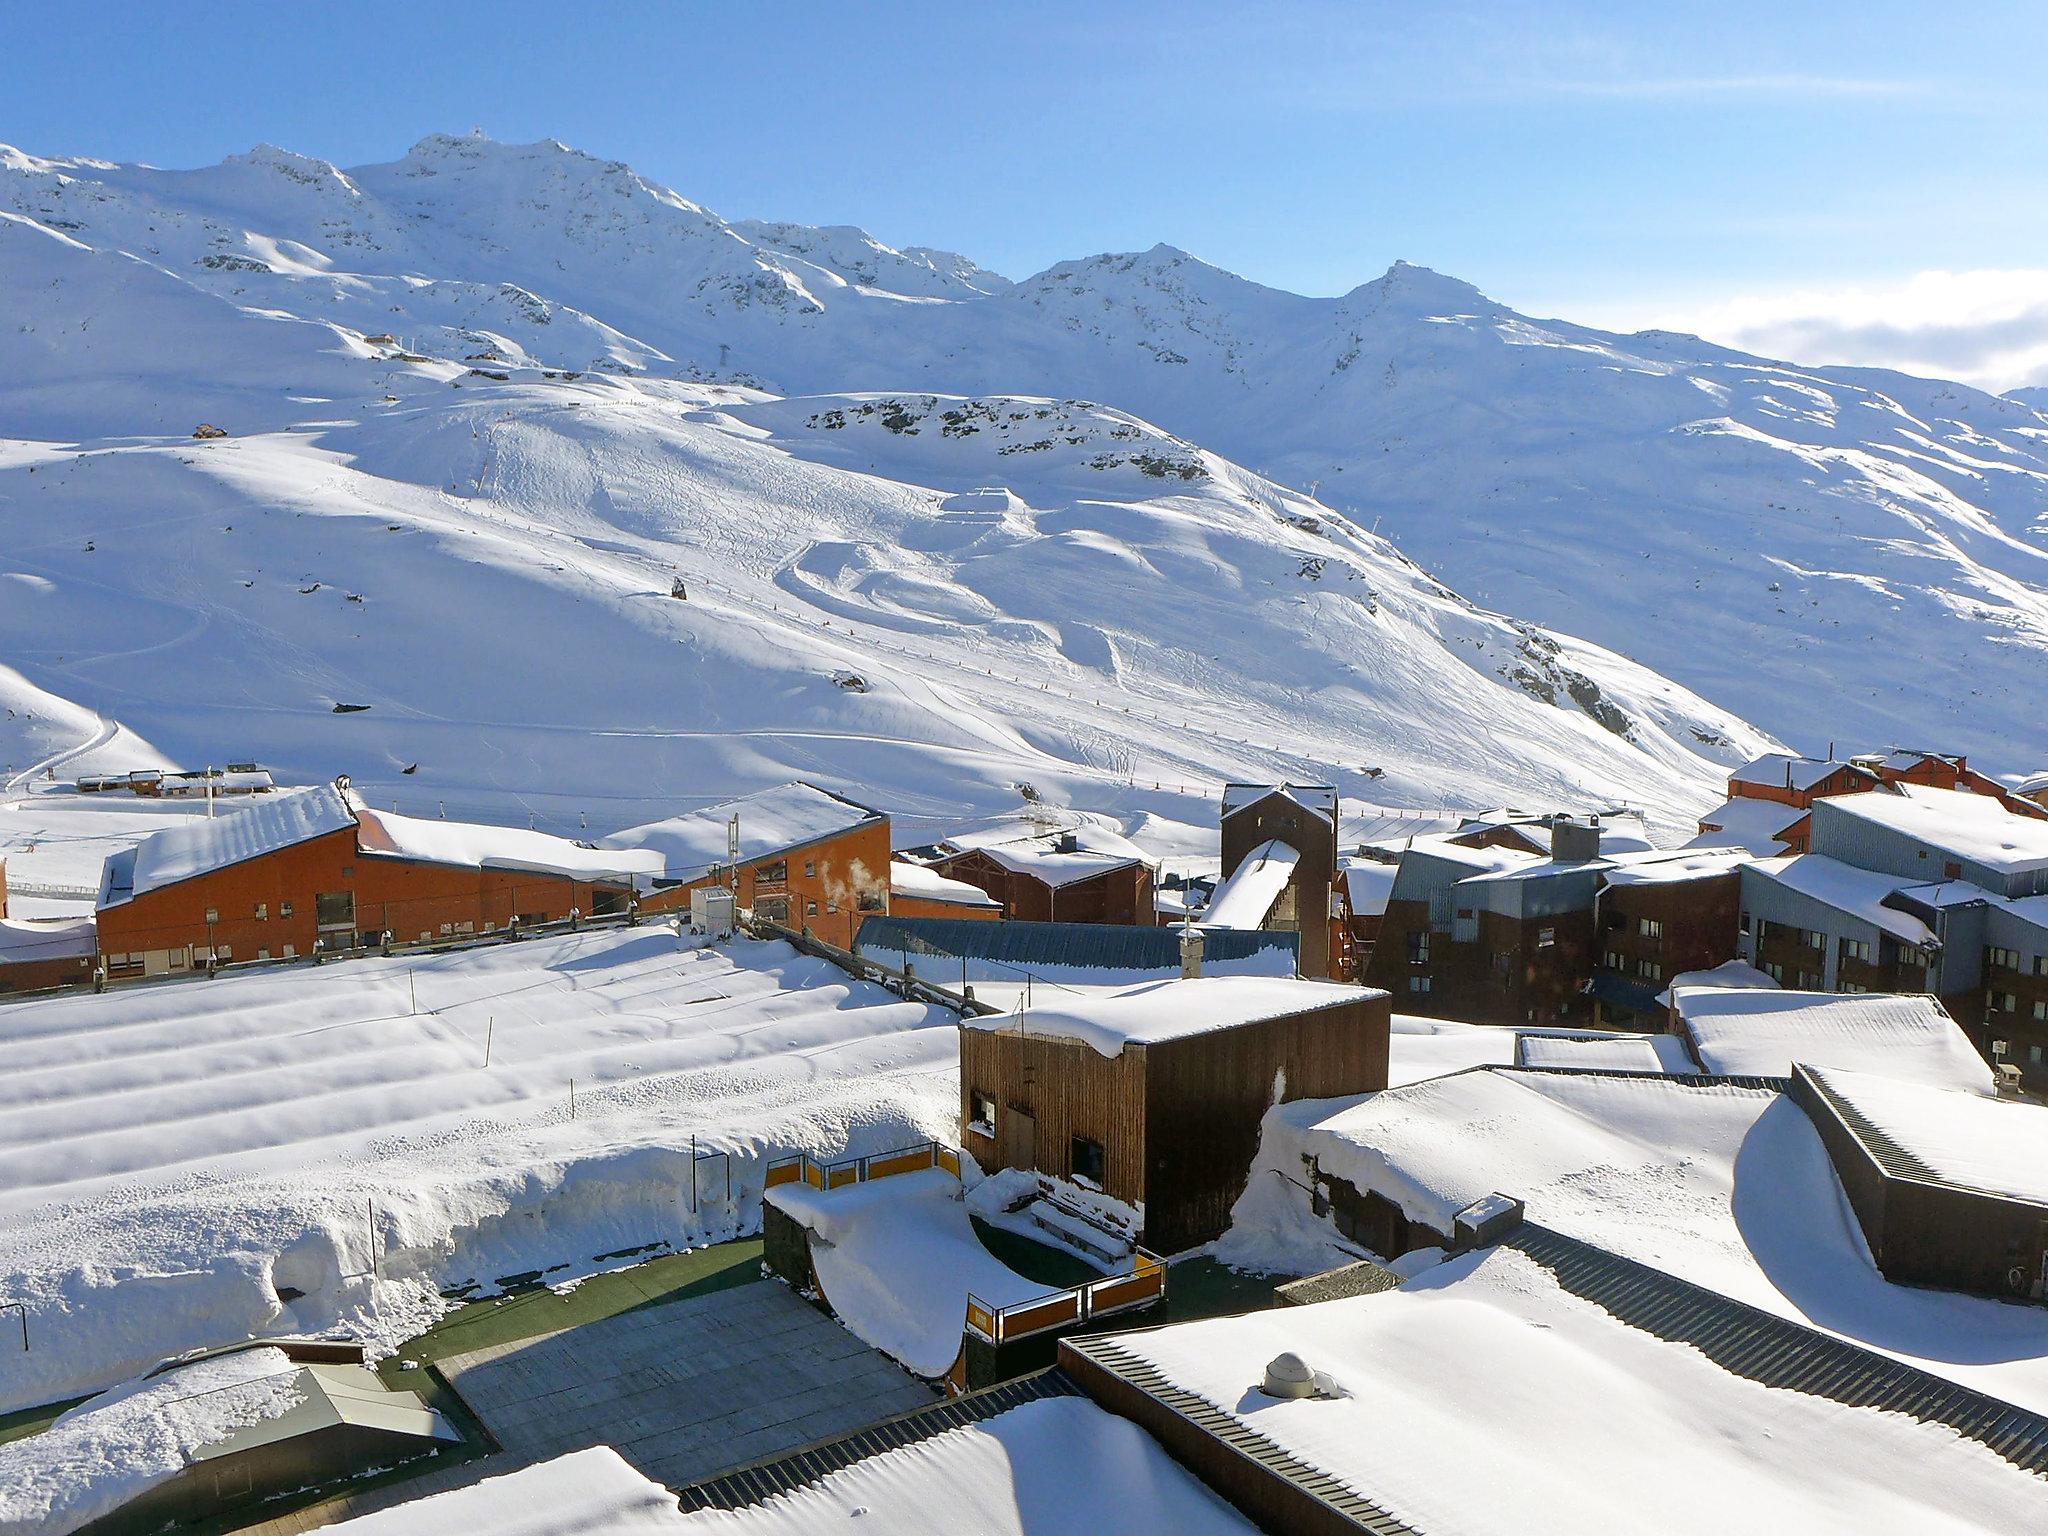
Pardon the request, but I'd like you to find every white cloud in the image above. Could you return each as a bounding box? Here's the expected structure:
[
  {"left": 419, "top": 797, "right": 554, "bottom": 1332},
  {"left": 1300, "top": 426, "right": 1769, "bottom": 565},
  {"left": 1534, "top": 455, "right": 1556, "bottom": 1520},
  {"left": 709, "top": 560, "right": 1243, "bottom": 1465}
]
[{"left": 1604, "top": 270, "right": 2048, "bottom": 394}]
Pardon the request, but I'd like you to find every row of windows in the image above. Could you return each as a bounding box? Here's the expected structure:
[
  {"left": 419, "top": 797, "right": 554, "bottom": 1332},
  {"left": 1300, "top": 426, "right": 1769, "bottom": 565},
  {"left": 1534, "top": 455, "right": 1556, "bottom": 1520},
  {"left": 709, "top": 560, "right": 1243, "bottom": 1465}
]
[
  {"left": 1986, "top": 992, "right": 2048, "bottom": 1020},
  {"left": 1601, "top": 950, "right": 1663, "bottom": 982},
  {"left": 1986, "top": 947, "right": 2048, "bottom": 976}
]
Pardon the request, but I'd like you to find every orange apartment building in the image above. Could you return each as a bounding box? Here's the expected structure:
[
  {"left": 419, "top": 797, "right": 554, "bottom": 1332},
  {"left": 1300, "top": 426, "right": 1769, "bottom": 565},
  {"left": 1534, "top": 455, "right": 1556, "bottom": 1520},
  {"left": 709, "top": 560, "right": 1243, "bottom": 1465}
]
[
  {"left": 611, "top": 782, "right": 891, "bottom": 950},
  {"left": 93, "top": 783, "right": 658, "bottom": 978}
]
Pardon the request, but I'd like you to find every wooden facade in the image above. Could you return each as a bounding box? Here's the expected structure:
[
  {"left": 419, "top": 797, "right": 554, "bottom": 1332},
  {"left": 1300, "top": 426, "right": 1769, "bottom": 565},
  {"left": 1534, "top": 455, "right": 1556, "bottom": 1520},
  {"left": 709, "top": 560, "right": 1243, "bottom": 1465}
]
[
  {"left": 641, "top": 817, "right": 892, "bottom": 950},
  {"left": 96, "top": 826, "right": 629, "bottom": 978},
  {"left": 928, "top": 847, "right": 1152, "bottom": 926},
  {"left": 1219, "top": 786, "right": 1346, "bottom": 979},
  {"left": 888, "top": 890, "right": 1001, "bottom": 922},
  {"left": 959, "top": 988, "right": 1390, "bottom": 1254},
  {"left": 1598, "top": 873, "right": 1742, "bottom": 995}
]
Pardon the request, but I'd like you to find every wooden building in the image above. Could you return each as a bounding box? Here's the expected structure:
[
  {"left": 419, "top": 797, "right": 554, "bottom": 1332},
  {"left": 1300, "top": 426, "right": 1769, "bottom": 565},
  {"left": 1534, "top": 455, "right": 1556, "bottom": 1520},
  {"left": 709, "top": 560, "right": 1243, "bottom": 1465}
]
[
  {"left": 611, "top": 781, "right": 891, "bottom": 949},
  {"left": 1790, "top": 1062, "right": 2048, "bottom": 1303},
  {"left": 959, "top": 975, "right": 1389, "bottom": 1254},
  {"left": 1217, "top": 784, "right": 1348, "bottom": 979},
  {"left": 886, "top": 859, "right": 1002, "bottom": 921},
  {"left": 94, "top": 783, "right": 655, "bottom": 978},
  {"left": 927, "top": 839, "right": 1152, "bottom": 926}
]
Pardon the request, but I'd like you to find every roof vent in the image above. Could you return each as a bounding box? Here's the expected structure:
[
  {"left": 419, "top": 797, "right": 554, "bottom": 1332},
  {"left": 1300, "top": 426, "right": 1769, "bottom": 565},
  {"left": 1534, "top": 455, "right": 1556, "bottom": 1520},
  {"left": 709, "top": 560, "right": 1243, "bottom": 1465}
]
[
  {"left": 1260, "top": 1352, "right": 1317, "bottom": 1399},
  {"left": 1055, "top": 832, "right": 1080, "bottom": 853}
]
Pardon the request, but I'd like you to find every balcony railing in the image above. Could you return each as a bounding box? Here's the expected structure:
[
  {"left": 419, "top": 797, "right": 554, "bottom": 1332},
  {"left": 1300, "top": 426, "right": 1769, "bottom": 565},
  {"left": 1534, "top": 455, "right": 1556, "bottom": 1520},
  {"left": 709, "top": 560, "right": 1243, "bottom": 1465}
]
[
  {"left": 964, "top": 1248, "right": 1166, "bottom": 1346},
  {"left": 764, "top": 1139, "right": 962, "bottom": 1191}
]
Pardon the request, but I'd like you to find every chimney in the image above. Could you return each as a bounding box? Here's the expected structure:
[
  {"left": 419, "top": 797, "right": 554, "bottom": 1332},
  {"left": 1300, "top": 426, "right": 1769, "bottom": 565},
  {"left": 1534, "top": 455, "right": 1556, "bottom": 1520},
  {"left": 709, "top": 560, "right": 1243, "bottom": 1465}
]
[
  {"left": 1550, "top": 817, "right": 1601, "bottom": 864},
  {"left": 1056, "top": 832, "right": 1080, "bottom": 854},
  {"left": 1180, "top": 921, "right": 1205, "bottom": 980}
]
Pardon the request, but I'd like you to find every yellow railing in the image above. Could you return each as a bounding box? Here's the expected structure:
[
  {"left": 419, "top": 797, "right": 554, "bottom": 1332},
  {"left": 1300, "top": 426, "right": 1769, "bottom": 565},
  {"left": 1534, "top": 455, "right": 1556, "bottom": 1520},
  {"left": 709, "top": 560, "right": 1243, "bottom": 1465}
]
[
  {"left": 764, "top": 1140, "right": 961, "bottom": 1192},
  {"left": 964, "top": 1247, "right": 1166, "bottom": 1346}
]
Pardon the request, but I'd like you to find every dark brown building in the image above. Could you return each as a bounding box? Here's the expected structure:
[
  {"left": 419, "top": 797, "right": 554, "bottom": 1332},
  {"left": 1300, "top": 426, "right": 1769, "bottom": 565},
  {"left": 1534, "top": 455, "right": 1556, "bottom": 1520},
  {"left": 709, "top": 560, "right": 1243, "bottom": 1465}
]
[
  {"left": 1790, "top": 1062, "right": 2047, "bottom": 1303},
  {"left": 960, "top": 976, "right": 1389, "bottom": 1254},
  {"left": 928, "top": 840, "right": 1152, "bottom": 926},
  {"left": 1218, "top": 784, "right": 1347, "bottom": 979}
]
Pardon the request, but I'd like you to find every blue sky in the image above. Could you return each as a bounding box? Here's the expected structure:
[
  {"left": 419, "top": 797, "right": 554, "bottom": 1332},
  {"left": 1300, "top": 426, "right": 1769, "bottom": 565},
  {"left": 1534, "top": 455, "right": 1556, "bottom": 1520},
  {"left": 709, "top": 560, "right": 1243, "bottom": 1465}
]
[{"left": 9, "top": 3, "right": 2048, "bottom": 382}]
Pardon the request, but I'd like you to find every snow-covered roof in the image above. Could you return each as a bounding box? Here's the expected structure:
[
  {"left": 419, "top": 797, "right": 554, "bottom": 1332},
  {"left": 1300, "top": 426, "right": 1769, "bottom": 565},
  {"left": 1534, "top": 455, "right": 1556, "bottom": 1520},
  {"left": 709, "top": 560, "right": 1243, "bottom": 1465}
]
[
  {"left": 935, "top": 814, "right": 1147, "bottom": 863},
  {"left": 112, "top": 783, "right": 357, "bottom": 904},
  {"left": 963, "top": 976, "right": 1377, "bottom": 1058},
  {"left": 1655, "top": 958, "right": 1778, "bottom": 1008},
  {"left": 1729, "top": 752, "right": 1866, "bottom": 793},
  {"left": 1513, "top": 1033, "right": 1670, "bottom": 1073},
  {"left": 1201, "top": 839, "right": 1298, "bottom": 928},
  {"left": 1676, "top": 989, "right": 1993, "bottom": 1093},
  {"left": 1820, "top": 784, "right": 2048, "bottom": 875},
  {"left": 1397, "top": 833, "right": 1544, "bottom": 875},
  {"left": 1598, "top": 847, "right": 1749, "bottom": 887},
  {"left": 606, "top": 782, "right": 884, "bottom": 878},
  {"left": 1233, "top": 1068, "right": 2048, "bottom": 1413},
  {"left": 1688, "top": 795, "right": 1805, "bottom": 855},
  {"left": 1743, "top": 854, "right": 1934, "bottom": 946},
  {"left": 299, "top": 1448, "right": 681, "bottom": 1535},
  {"left": 887, "top": 859, "right": 1000, "bottom": 908},
  {"left": 0, "top": 915, "right": 96, "bottom": 964},
  {"left": 1340, "top": 859, "right": 1398, "bottom": 917},
  {"left": 1221, "top": 783, "right": 1336, "bottom": 820},
  {"left": 1805, "top": 1064, "right": 2048, "bottom": 1205},
  {"left": 355, "top": 806, "right": 665, "bottom": 883},
  {"left": 1097, "top": 1245, "right": 2045, "bottom": 1535},
  {"left": 963, "top": 842, "right": 1143, "bottom": 888}
]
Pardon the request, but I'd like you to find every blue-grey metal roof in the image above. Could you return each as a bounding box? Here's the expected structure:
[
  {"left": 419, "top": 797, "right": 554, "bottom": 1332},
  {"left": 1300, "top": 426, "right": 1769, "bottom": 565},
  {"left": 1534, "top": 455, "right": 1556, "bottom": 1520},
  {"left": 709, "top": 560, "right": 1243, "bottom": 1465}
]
[{"left": 854, "top": 915, "right": 1298, "bottom": 973}]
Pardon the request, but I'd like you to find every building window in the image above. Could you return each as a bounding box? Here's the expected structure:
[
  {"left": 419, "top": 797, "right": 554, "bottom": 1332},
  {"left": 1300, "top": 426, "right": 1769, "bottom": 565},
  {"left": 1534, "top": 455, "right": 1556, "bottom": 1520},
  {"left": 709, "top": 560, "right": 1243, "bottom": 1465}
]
[
  {"left": 1070, "top": 1136, "right": 1106, "bottom": 1188},
  {"left": 759, "top": 860, "right": 788, "bottom": 883},
  {"left": 1988, "top": 946, "right": 2021, "bottom": 971},
  {"left": 1637, "top": 917, "right": 1663, "bottom": 940},
  {"left": 1841, "top": 981, "right": 1868, "bottom": 994},
  {"left": 282, "top": 944, "right": 297, "bottom": 959},
  {"left": 806, "top": 899, "right": 819, "bottom": 917},
  {"left": 756, "top": 897, "right": 789, "bottom": 922},
  {"left": 804, "top": 860, "right": 816, "bottom": 879},
  {"left": 279, "top": 901, "right": 293, "bottom": 919},
  {"left": 1604, "top": 950, "right": 1625, "bottom": 970},
  {"left": 1842, "top": 939, "right": 1873, "bottom": 964},
  {"left": 315, "top": 892, "right": 354, "bottom": 930},
  {"left": 1739, "top": 911, "right": 1751, "bottom": 933},
  {"left": 858, "top": 889, "right": 885, "bottom": 912},
  {"left": 1944, "top": 861, "right": 1962, "bottom": 880},
  {"left": 1636, "top": 958, "right": 1661, "bottom": 981},
  {"left": 970, "top": 1090, "right": 996, "bottom": 1137},
  {"left": 1408, "top": 975, "right": 1432, "bottom": 994},
  {"left": 2035, "top": 1000, "right": 2047, "bottom": 1021},
  {"left": 1988, "top": 991, "right": 2017, "bottom": 1015},
  {"left": 2032, "top": 956, "right": 2047, "bottom": 977},
  {"left": 204, "top": 907, "right": 219, "bottom": 925},
  {"left": 1804, "top": 929, "right": 1825, "bottom": 951},
  {"left": 255, "top": 903, "right": 267, "bottom": 920},
  {"left": 1407, "top": 932, "right": 1430, "bottom": 965},
  {"left": 1764, "top": 962, "right": 1785, "bottom": 982},
  {"left": 1536, "top": 926, "right": 1556, "bottom": 949}
]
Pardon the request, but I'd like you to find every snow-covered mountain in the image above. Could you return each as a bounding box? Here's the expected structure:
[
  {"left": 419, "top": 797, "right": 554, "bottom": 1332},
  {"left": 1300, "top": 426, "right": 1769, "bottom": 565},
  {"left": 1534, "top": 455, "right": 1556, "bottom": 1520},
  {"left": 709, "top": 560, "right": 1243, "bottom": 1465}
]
[{"left": 7, "top": 131, "right": 2029, "bottom": 844}]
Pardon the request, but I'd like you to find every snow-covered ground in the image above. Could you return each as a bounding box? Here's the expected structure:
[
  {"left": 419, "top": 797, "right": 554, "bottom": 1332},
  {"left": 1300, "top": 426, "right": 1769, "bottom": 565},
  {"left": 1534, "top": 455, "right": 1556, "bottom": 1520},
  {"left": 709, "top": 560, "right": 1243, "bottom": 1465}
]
[
  {"left": 0, "top": 928, "right": 960, "bottom": 1413},
  {"left": 5, "top": 133, "right": 2040, "bottom": 770},
  {"left": 1220, "top": 1069, "right": 2048, "bottom": 1414}
]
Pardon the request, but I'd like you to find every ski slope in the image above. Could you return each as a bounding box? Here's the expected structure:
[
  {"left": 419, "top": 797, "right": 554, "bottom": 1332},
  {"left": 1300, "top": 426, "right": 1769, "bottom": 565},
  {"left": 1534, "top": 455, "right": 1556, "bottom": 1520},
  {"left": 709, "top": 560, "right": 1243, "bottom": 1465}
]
[
  {"left": 0, "top": 928, "right": 960, "bottom": 1413},
  {"left": 2, "top": 133, "right": 2038, "bottom": 768}
]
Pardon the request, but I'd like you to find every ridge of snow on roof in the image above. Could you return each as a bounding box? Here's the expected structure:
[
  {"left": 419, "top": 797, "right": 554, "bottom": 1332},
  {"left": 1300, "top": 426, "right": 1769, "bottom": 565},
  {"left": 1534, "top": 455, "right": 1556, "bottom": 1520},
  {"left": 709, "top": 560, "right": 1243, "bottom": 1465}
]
[
  {"left": 1729, "top": 752, "right": 1866, "bottom": 792},
  {"left": 1398, "top": 833, "right": 1544, "bottom": 874},
  {"left": 1808, "top": 1065, "right": 2048, "bottom": 1206},
  {"left": 1822, "top": 784, "right": 2048, "bottom": 875},
  {"left": 1221, "top": 783, "right": 1336, "bottom": 820},
  {"left": 1656, "top": 958, "right": 1778, "bottom": 1007},
  {"left": 1676, "top": 990, "right": 1992, "bottom": 1093},
  {"left": 118, "top": 783, "right": 356, "bottom": 902},
  {"left": 303, "top": 1446, "right": 682, "bottom": 1535},
  {"left": 963, "top": 976, "right": 1374, "bottom": 1057},
  {"left": 606, "top": 782, "right": 882, "bottom": 876},
  {"left": 1104, "top": 1247, "right": 2045, "bottom": 1536},
  {"left": 354, "top": 805, "right": 666, "bottom": 883},
  {"left": 887, "top": 859, "right": 1000, "bottom": 907},
  {"left": 1201, "top": 839, "right": 1298, "bottom": 928},
  {"left": 1744, "top": 854, "right": 1934, "bottom": 946}
]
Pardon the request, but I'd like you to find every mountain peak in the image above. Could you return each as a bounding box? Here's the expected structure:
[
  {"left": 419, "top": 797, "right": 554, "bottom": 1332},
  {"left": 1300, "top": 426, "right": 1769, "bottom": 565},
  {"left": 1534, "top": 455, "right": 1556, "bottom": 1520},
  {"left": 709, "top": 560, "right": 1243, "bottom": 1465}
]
[{"left": 1345, "top": 260, "right": 1492, "bottom": 311}]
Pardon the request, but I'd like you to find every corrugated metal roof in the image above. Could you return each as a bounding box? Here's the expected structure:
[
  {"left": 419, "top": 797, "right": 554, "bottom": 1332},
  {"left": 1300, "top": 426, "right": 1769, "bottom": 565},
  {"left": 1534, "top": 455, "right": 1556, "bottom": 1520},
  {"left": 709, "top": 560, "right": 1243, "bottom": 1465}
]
[
  {"left": 1506, "top": 1223, "right": 2048, "bottom": 1477},
  {"left": 854, "top": 915, "right": 1298, "bottom": 973},
  {"left": 675, "top": 1370, "right": 1081, "bottom": 1512},
  {"left": 1061, "top": 1337, "right": 1422, "bottom": 1535}
]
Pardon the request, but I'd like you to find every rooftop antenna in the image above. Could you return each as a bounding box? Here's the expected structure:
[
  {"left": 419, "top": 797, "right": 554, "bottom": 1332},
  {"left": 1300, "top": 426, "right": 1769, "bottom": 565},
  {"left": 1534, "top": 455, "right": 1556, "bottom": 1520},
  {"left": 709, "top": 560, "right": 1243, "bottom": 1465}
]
[
  {"left": 726, "top": 814, "right": 741, "bottom": 894},
  {"left": 206, "top": 765, "right": 216, "bottom": 819}
]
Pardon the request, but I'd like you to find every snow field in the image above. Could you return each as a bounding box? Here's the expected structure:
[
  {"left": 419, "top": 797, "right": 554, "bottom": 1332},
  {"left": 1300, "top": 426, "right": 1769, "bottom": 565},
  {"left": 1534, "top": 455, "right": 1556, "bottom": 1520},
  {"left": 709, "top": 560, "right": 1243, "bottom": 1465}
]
[{"left": 0, "top": 929, "right": 962, "bottom": 1412}]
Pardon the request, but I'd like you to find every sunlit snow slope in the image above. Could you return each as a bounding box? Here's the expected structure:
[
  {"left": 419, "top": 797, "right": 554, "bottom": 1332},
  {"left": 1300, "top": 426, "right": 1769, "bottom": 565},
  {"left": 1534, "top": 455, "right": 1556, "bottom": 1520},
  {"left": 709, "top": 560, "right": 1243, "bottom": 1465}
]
[{"left": 0, "top": 136, "right": 1806, "bottom": 841}]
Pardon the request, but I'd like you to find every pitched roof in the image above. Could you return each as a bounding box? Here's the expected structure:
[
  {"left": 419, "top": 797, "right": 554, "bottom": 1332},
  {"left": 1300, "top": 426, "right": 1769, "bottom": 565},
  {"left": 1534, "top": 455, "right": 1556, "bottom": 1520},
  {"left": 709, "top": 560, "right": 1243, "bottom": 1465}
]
[
  {"left": 1688, "top": 795, "right": 1806, "bottom": 855},
  {"left": 887, "top": 860, "right": 1001, "bottom": 909},
  {"left": 355, "top": 806, "right": 664, "bottom": 883},
  {"left": 1201, "top": 839, "right": 1298, "bottom": 928},
  {"left": 1820, "top": 784, "right": 2048, "bottom": 876},
  {"left": 1675, "top": 989, "right": 1993, "bottom": 1093},
  {"left": 961, "top": 975, "right": 1375, "bottom": 1057},
  {"left": 108, "top": 783, "right": 357, "bottom": 905},
  {"left": 1729, "top": 752, "right": 1870, "bottom": 793},
  {"left": 606, "top": 782, "right": 884, "bottom": 877},
  {"left": 1800, "top": 1064, "right": 2048, "bottom": 1206},
  {"left": 1221, "top": 782, "right": 1336, "bottom": 820},
  {"left": 1742, "top": 853, "right": 1935, "bottom": 946}
]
